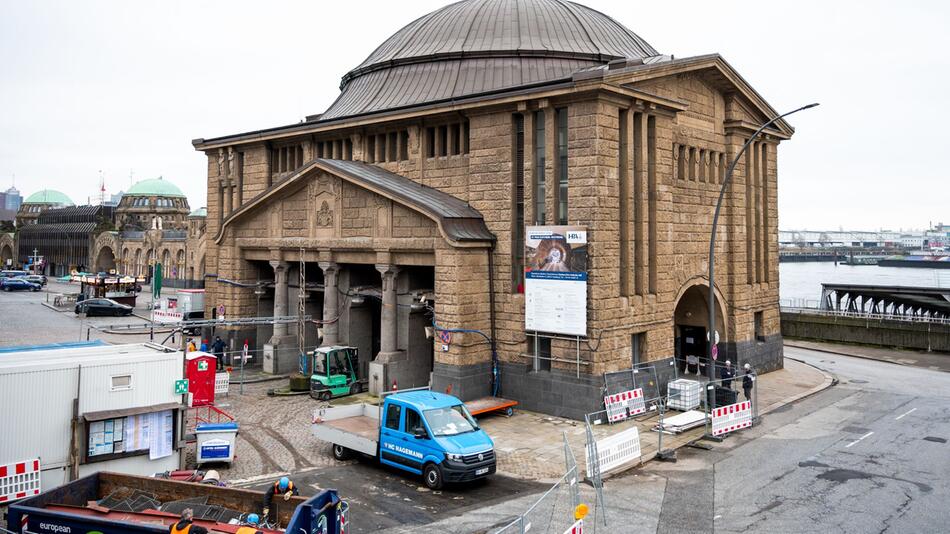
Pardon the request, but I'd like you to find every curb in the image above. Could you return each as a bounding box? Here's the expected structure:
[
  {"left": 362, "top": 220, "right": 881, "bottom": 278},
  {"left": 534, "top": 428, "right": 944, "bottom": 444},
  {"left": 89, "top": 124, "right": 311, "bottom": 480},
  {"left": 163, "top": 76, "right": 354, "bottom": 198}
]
[
  {"left": 759, "top": 356, "right": 837, "bottom": 416},
  {"left": 40, "top": 302, "right": 70, "bottom": 313},
  {"left": 784, "top": 340, "right": 914, "bottom": 369}
]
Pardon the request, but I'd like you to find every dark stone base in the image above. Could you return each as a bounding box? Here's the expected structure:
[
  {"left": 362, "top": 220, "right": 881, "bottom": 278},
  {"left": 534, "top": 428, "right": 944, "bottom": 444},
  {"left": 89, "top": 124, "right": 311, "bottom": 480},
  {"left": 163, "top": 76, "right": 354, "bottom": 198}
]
[
  {"left": 431, "top": 362, "right": 492, "bottom": 400},
  {"left": 433, "top": 361, "right": 603, "bottom": 419},
  {"left": 722, "top": 334, "right": 784, "bottom": 373}
]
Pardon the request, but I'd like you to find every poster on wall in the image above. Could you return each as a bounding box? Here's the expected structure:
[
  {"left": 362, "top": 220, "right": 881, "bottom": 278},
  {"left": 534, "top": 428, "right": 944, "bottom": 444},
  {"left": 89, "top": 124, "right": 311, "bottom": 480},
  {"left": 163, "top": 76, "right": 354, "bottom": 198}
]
[{"left": 524, "top": 225, "right": 588, "bottom": 336}]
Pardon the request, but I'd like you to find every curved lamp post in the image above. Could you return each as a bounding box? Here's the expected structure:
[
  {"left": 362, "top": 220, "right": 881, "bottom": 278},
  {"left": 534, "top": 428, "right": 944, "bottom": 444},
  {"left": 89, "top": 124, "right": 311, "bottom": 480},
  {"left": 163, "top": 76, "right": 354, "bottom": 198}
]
[{"left": 706, "top": 103, "right": 819, "bottom": 393}]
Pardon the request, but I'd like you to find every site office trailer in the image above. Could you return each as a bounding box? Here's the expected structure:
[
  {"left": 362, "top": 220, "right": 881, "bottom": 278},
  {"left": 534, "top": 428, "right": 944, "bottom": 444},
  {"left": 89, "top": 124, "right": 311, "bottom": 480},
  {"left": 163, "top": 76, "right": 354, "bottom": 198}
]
[{"left": 0, "top": 343, "right": 185, "bottom": 493}]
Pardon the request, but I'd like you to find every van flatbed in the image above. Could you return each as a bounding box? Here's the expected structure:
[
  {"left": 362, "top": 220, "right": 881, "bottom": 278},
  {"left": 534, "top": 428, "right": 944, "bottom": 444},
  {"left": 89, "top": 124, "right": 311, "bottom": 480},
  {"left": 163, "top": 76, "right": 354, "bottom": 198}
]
[{"left": 466, "top": 396, "right": 518, "bottom": 417}]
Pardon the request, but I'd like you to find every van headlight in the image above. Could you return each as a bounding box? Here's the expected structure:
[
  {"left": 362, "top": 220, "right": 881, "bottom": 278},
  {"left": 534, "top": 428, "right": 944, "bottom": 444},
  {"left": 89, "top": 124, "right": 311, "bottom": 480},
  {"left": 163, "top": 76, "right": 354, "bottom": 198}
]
[{"left": 446, "top": 453, "right": 461, "bottom": 461}]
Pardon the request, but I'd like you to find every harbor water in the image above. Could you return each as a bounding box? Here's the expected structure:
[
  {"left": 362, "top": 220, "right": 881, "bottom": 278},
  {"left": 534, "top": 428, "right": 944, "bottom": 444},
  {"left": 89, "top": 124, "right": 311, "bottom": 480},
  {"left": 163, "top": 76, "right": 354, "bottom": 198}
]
[{"left": 779, "top": 262, "right": 950, "bottom": 307}]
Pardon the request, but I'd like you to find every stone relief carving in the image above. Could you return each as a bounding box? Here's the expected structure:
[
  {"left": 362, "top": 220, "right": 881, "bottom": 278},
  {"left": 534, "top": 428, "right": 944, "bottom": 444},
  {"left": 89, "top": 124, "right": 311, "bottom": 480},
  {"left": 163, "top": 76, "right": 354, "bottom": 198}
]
[
  {"left": 216, "top": 148, "right": 225, "bottom": 176},
  {"left": 316, "top": 200, "right": 333, "bottom": 227},
  {"left": 227, "top": 147, "right": 235, "bottom": 176}
]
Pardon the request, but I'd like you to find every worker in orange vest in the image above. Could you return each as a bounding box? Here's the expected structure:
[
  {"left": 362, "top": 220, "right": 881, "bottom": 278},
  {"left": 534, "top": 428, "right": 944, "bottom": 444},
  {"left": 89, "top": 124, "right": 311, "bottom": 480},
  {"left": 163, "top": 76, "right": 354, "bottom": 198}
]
[
  {"left": 169, "top": 508, "right": 208, "bottom": 534},
  {"left": 262, "top": 476, "right": 299, "bottom": 519},
  {"left": 235, "top": 513, "right": 263, "bottom": 534}
]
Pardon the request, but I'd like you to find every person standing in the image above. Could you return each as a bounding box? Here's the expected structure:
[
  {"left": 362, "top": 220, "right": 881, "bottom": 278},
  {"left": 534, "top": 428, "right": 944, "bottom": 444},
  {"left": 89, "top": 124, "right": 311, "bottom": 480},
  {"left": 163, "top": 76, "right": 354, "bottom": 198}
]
[
  {"left": 212, "top": 336, "right": 227, "bottom": 368},
  {"left": 719, "top": 360, "right": 735, "bottom": 390},
  {"left": 186, "top": 338, "right": 197, "bottom": 352},
  {"left": 742, "top": 363, "right": 756, "bottom": 401}
]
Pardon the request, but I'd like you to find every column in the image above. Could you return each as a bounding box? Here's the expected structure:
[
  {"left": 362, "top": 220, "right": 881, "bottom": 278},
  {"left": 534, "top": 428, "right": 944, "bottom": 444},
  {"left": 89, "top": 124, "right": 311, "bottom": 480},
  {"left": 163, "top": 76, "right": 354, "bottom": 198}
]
[
  {"left": 270, "top": 260, "right": 289, "bottom": 338},
  {"left": 375, "top": 264, "right": 400, "bottom": 356},
  {"left": 319, "top": 261, "right": 339, "bottom": 346}
]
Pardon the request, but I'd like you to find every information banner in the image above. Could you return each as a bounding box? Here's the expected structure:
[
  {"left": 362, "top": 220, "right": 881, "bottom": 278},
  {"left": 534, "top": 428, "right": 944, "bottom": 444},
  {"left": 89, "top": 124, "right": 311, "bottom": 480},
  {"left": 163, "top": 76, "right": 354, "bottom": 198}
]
[{"left": 524, "top": 226, "right": 588, "bottom": 336}]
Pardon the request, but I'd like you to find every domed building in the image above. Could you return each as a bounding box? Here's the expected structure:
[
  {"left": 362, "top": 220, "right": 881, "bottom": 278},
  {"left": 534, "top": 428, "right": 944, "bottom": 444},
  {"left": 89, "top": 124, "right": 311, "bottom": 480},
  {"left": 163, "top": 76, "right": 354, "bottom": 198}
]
[
  {"left": 193, "top": 0, "right": 800, "bottom": 417},
  {"left": 116, "top": 177, "right": 190, "bottom": 231},
  {"left": 16, "top": 189, "right": 74, "bottom": 226}
]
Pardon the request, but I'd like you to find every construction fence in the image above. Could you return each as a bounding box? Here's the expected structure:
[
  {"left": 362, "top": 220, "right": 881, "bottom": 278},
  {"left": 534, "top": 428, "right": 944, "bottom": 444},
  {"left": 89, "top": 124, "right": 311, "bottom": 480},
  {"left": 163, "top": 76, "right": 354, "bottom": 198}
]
[{"left": 493, "top": 433, "right": 584, "bottom": 534}]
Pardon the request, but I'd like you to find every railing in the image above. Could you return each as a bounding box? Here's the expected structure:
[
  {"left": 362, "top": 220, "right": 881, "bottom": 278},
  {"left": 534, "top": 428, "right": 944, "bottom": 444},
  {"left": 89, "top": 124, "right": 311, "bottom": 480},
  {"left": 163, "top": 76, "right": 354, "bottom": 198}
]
[
  {"left": 781, "top": 306, "right": 950, "bottom": 325},
  {"left": 186, "top": 404, "right": 235, "bottom": 437}
]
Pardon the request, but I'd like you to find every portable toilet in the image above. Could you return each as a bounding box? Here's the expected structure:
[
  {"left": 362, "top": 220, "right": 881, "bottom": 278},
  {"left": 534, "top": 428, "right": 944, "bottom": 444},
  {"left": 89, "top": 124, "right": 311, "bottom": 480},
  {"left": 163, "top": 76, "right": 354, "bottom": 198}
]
[{"left": 186, "top": 352, "right": 217, "bottom": 406}]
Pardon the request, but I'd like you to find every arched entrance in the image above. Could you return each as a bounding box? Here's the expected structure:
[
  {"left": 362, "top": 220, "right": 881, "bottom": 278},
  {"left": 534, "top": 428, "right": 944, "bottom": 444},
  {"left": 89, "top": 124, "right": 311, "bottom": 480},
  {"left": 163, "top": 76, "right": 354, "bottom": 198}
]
[
  {"left": 672, "top": 282, "right": 727, "bottom": 375},
  {"left": 95, "top": 246, "right": 116, "bottom": 273},
  {"left": 0, "top": 244, "right": 13, "bottom": 268}
]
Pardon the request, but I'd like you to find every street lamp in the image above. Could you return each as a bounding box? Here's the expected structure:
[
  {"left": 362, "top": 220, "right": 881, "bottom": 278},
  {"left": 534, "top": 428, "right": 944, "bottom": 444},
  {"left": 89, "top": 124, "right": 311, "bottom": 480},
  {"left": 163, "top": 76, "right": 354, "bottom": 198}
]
[{"left": 706, "top": 103, "right": 819, "bottom": 389}]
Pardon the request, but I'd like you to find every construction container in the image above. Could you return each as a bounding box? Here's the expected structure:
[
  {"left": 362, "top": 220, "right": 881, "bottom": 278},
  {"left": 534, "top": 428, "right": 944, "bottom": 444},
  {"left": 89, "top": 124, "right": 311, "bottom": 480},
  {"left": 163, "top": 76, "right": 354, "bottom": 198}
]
[
  {"left": 0, "top": 343, "right": 184, "bottom": 496},
  {"left": 195, "top": 422, "right": 239, "bottom": 465},
  {"left": 667, "top": 378, "right": 702, "bottom": 411}
]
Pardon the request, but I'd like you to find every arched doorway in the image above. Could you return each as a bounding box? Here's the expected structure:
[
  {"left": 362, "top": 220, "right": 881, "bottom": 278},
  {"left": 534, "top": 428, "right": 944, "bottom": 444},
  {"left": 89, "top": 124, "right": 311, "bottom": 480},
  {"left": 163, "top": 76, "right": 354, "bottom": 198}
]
[
  {"left": 672, "top": 283, "right": 727, "bottom": 375},
  {"left": 134, "top": 249, "right": 142, "bottom": 276},
  {"left": 0, "top": 244, "right": 13, "bottom": 268},
  {"left": 95, "top": 246, "right": 116, "bottom": 273}
]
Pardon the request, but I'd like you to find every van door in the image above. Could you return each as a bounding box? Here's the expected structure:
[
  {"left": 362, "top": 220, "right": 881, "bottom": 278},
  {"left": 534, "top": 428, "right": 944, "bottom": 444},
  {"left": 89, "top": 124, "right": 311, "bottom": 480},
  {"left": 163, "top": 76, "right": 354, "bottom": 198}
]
[{"left": 378, "top": 402, "right": 424, "bottom": 474}]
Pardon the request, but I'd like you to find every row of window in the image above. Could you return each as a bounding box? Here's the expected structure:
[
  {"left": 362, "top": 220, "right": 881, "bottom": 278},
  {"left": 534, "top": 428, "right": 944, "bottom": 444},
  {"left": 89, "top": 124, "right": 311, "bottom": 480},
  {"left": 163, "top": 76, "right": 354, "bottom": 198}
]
[
  {"left": 366, "top": 130, "right": 410, "bottom": 163},
  {"left": 618, "top": 109, "right": 658, "bottom": 297},
  {"left": 424, "top": 121, "right": 470, "bottom": 158},
  {"left": 271, "top": 144, "right": 304, "bottom": 175},
  {"left": 674, "top": 144, "right": 726, "bottom": 184},
  {"left": 511, "top": 108, "right": 570, "bottom": 292},
  {"left": 315, "top": 138, "right": 354, "bottom": 161}
]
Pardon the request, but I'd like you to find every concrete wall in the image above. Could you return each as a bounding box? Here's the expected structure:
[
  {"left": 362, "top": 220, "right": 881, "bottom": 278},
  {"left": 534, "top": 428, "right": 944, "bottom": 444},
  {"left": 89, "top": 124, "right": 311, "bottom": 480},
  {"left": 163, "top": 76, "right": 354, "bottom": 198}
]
[{"left": 781, "top": 312, "right": 950, "bottom": 353}]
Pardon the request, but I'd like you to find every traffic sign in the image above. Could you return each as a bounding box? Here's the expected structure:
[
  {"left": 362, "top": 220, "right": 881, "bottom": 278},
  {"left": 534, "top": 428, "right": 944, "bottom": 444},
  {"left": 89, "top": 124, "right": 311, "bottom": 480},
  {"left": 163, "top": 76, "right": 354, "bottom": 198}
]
[
  {"left": 174, "top": 379, "right": 189, "bottom": 395},
  {"left": 438, "top": 330, "right": 452, "bottom": 344}
]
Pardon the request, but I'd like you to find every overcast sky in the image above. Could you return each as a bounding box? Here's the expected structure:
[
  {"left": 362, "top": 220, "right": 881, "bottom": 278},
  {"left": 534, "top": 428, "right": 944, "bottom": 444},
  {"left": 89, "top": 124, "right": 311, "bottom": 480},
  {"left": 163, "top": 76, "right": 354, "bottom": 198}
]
[{"left": 1, "top": 1, "right": 946, "bottom": 231}]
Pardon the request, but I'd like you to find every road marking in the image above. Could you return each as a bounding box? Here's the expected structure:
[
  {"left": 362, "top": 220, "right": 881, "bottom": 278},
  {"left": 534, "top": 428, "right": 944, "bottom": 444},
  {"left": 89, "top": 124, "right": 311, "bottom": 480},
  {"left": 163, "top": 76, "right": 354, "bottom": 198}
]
[
  {"left": 895, "top": 408, "right": 916, "bottom": 420},
  {"left": 714, "top": 515, "right": 721, "bottom": 520},
  {"left": 845, "top": 431, "right": 874, "bottom": 448}
]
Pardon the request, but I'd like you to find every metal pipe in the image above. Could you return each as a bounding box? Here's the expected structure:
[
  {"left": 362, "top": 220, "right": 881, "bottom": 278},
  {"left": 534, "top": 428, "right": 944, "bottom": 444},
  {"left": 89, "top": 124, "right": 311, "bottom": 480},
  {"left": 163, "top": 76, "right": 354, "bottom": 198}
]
[
  {"left": 486, "top": 244, "right": 500, "bottom": 397},
  {"left": 706, "top": 103, "right": 819, "bottom": 402}
]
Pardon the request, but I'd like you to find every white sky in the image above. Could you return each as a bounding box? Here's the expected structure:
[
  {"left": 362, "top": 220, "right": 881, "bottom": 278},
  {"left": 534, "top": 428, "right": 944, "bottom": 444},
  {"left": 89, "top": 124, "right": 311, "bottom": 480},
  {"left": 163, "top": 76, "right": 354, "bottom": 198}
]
[{"left": 1, "top": 0, "right": 947, "bottom": 231}]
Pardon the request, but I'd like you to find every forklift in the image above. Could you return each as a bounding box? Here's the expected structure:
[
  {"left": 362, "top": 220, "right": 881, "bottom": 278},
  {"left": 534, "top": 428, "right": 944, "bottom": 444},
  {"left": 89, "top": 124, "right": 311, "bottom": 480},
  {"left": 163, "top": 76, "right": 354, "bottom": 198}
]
[{"left": 306, "top": 346, "right": 364, "bottom": 401}]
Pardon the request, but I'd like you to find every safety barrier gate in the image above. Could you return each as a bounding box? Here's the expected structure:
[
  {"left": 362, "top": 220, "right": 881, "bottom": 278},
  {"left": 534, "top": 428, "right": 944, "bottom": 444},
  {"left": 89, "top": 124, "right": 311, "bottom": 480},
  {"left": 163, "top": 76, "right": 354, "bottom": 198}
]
[
  {"left": 586, "top": 426, "right": 641, "bottom": 476},
  {"left": 215, "top": 371, "right": 230, "bottom": 396},
  {"left": 0, "top": 458, "right": 41, "bottom": 503},
  {"left": 711, "top": 400, "right": 752, "bottom": 436},
  {"left": 604, "top": 388, "right": 646, "bottom": 423}
]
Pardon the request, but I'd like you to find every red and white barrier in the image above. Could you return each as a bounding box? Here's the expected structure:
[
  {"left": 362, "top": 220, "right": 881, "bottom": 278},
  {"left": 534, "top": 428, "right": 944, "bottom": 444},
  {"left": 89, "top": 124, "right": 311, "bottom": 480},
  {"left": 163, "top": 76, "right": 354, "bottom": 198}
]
[
  {"left": 604, "top": 388, "right": 646, "bottom": 422},
  {"left": 711, "top": 400, "right": 752, "bottom": 436},
  {"left": 563, "top": 519, "right": 583, "bottom": 534},
  {"left": 0, "top": 458, "right": 41, "bottom": 503}
]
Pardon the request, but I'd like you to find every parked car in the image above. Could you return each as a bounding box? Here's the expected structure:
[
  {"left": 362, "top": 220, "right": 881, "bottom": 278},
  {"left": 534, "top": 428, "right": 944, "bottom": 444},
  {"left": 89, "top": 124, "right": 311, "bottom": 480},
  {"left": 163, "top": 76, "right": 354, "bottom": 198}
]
[
  {"left": 19, "top": 274, "right": 47, "bottom": 286},
  {"left": 75, "top": 298, "right": 134, "bottom": 316},
  {"left": 1, "top": 278, "right": 40, "bottom": 292}
]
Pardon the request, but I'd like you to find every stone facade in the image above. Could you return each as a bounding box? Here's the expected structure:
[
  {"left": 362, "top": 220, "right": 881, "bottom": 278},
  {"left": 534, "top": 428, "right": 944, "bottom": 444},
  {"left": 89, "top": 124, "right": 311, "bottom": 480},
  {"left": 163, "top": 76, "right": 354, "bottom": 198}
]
[{"left": 193, "top": 6, "right": 794, "bottom": 418}]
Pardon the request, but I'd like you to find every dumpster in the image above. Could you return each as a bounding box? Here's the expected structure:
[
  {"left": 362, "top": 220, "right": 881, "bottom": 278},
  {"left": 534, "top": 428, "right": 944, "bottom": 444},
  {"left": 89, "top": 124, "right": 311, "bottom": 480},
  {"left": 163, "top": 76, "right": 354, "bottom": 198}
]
[{"left": 196, "top": 421, "right": 239, "bottom": 465}]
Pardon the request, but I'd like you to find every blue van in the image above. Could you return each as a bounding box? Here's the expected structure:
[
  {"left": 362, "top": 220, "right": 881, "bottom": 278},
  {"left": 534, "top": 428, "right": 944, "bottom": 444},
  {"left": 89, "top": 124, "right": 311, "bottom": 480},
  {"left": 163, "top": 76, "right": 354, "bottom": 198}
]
[{"left": 312, "top": 390, "right": 496, "bottom": 489}]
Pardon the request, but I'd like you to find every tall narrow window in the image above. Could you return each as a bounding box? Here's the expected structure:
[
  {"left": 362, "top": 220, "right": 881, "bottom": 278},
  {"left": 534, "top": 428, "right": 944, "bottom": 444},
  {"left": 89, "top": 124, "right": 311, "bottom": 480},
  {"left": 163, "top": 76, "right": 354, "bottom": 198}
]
[
  {"left": 426, "top": 127, "right": 435, "bottom": 158},
  {"left": 761, "top": 143, "right": 770, "bottom": 283},
  {"left": 647, "top": 115, "right": 657, "bottom": 294},
  {"left": 462, "top": 121, "right": 470, "bottom": 154},
  {"left": 556, "top": 108, "right": 569, "bottom": 225},
  {"left": 388, "top": 132, "right": 398, "bottom": 161},
  {"left": 438, "top": 125, "right": 448, "bottom": 157},
  {"left": 534, "top": 336, "right": 552, "bottom": 372},
  {"left": 619, "top": 109, "right": 631, "bottom": 297},
  {"left": 399, "top": 130, "right": 409, "bottom": 160},
  {"left": 754, "top": 311, "right": 765, "bottom": 342},
  {"left": 631, "top": 332, "right": 646, "bottom": 367},
  {"left": 533, "top": 110, "right": 546, "bottom": 225},
  {"left": 512, "top": 114, "right": 526, "bottom": 292}
]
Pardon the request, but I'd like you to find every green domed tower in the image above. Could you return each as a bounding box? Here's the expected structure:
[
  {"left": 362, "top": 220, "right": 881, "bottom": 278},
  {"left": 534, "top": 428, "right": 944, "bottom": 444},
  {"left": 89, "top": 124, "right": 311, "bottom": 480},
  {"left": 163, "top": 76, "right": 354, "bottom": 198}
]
[{"left": 117, "top": 177, "right": 190, "bottom": 231}]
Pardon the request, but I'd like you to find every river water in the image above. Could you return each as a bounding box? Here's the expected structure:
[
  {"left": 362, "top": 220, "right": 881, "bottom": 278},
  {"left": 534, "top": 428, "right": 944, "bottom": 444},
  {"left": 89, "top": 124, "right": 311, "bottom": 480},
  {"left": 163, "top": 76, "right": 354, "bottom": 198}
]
[{"left": 779, "top": 262, "right": 950, "bottom": 307}]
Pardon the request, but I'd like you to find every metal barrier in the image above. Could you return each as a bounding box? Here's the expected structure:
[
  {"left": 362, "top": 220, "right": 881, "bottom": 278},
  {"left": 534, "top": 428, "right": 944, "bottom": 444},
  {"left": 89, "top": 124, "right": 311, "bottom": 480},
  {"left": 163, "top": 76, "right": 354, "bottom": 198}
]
[
  {"left": 781, "top": 306, "right": 950, "bottom": 325},
  {"left": 214, "top": 372, "right": 230, "bottom": 396},
  {"left": 493, "top": 432, "right": 582, "bottom": 534},
  {"left": 603, "top": 358, "right": 679, "bottom": 412},
  {"left": 697, "top": 371, "right": 759, "bottom": 439}
]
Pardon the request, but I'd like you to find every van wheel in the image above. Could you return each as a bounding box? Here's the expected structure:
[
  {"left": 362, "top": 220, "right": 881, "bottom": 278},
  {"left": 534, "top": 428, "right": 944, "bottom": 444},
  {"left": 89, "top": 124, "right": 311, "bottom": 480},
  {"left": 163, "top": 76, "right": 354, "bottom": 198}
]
[
  {"left": 332, "top": 444, "right": 352, "bottom": 461},
  {"left": 423, "top": 463, "right": 444, "bottom": 490}
]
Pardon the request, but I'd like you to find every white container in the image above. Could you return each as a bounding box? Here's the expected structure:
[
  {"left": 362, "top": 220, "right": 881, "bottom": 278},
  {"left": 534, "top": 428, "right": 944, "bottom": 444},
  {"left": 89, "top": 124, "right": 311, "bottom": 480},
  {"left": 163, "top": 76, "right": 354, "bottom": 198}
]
[
  {"left": 667, "top": 379, "right": 702, "bottom": 411},
  {"left": 196, "top": 422, "right": 239, "bottom": 465}
]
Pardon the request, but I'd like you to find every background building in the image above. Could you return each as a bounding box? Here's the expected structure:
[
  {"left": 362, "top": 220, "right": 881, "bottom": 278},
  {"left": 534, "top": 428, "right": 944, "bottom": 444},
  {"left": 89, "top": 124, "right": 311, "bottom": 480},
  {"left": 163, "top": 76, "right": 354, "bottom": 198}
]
[
  {"left": 17, "top": 205, "right": 115, "bottom": 276},
  {"left": 192, "top": 0, "right": 793, "bottom": 417},
  {"left": 16, "top": 189, "right": 73, "bottom": 227}
]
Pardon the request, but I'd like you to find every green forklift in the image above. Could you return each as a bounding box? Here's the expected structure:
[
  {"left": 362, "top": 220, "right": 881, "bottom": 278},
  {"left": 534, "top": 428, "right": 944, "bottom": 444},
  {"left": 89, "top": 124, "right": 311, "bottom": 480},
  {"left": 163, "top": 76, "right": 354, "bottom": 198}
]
[{"left": 307, "top": 346, "right": 364, "bottom": 401}]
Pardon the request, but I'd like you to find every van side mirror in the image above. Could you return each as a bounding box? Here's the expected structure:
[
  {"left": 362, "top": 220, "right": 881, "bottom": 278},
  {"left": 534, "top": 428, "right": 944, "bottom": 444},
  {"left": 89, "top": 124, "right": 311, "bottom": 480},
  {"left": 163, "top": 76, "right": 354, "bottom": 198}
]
[{"left": 413, "top": 428, "right": 427, "bottom": 439}]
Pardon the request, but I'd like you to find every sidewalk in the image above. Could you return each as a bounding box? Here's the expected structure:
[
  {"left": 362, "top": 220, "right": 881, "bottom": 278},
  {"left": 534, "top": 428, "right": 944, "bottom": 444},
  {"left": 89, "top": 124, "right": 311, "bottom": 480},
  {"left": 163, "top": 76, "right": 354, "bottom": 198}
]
[
  {"left": 482, "top": 357, "right": 833, "bottom": 482},
  {"left": 785, "top": 339, "right": 950, "bottom": 373}
]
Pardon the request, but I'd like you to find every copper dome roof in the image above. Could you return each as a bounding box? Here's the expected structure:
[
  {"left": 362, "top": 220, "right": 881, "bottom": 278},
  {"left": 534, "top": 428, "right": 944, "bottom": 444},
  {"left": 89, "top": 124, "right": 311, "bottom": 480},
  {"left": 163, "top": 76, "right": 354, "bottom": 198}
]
[{"left": 320, "top": 0, "right": 658, "bottom": 120}]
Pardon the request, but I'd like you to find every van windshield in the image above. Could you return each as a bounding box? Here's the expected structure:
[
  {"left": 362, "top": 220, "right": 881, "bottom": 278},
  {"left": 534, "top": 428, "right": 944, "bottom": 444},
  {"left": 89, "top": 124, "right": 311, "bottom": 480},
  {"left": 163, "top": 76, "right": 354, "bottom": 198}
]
[{"left": 424, "top": 405, "right": 479, "bottom": 436}]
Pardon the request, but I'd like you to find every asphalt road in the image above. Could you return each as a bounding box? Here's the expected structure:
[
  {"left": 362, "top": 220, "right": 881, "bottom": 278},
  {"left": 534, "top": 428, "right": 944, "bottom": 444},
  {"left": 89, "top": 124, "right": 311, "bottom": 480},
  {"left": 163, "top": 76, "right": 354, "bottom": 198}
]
[
  {"left": 241, "top": 460, "right": 546, "bottom": 534},
  {"left": 611, "top": 347, "right": 950, "bottom": 534}
]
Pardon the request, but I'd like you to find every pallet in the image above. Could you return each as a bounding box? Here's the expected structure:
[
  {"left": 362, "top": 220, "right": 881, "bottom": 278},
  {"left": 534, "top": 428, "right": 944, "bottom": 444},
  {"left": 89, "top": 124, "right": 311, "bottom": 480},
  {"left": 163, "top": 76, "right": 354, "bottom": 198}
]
[{"left": 466, "top": 396, "right": 518, "bottom": 417}]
